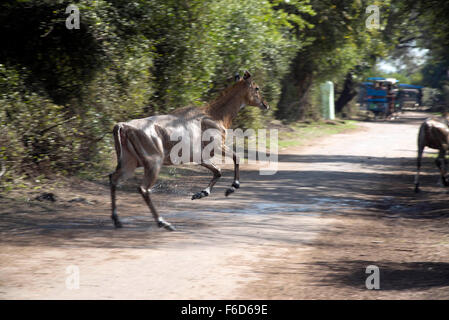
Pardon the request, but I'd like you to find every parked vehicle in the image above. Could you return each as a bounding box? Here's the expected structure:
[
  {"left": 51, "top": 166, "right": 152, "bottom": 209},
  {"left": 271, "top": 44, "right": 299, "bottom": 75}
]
[
  {"left": 397, "top": 84, "right": 423, "bottom": 110},
  {"left": 360, "top": 77, "right": 398, "bottom": 119}
]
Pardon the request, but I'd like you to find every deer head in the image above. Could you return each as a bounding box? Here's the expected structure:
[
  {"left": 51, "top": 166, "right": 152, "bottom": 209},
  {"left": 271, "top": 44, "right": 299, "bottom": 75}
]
[{"left": 238, "top": 71, "right": 269, "bottom": 110}]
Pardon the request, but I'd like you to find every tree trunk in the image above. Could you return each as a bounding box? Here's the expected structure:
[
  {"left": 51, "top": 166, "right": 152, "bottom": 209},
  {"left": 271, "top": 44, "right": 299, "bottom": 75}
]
[
  {"left": 275, "top": 54, "right": 314, "bottom": 122},
  {"left": 335, "top": 72, "right": 358, "bottom": 113}
]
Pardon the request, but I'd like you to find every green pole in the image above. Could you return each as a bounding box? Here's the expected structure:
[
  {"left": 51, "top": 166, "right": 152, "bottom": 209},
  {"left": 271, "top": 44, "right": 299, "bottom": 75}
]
[{"left": 320, "top": 81, "right": 335, "bottom": 120}]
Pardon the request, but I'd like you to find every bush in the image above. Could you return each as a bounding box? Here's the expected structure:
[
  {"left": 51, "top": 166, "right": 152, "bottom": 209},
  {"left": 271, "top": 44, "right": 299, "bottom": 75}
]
[{"left": 0, "top": 0, "right": 312, "bottom": 182}]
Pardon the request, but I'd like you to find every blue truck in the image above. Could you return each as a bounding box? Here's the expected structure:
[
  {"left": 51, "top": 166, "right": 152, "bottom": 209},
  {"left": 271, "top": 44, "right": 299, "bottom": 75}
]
[
  {"left": 360, "top": 78, "right": 423, "bottom": 118},
  {"left": 360, "top": 77, "right": 398, "bottom": 118}
]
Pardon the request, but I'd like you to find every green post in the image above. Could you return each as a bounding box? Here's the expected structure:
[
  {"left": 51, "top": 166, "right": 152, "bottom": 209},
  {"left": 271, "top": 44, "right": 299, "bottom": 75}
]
[{"left": 320, "top": 81, "right": 335, "bottom": 120}]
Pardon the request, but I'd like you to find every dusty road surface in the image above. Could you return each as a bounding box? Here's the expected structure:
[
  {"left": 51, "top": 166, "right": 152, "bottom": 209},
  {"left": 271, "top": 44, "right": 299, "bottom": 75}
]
[{"left": 1, "top": 111, "right": 449, "bottom": 299}]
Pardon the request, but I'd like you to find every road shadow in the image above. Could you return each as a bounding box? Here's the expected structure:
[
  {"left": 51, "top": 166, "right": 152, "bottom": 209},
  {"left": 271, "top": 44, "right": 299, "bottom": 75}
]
[
  {"left": 313, "top": 260, "right": 449, "bottom": 291},
  {"left": 2, "top": 150, "right": 449, "bottom": 249},
  {"left": 358, "top": 110, "right": 431, "bottom": 126}
]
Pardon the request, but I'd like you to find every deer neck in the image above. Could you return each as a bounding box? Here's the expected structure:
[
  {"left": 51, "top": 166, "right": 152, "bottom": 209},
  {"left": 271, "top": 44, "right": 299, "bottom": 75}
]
[{"left": 205, "top": 83, "right": 246, "bottom": 128}]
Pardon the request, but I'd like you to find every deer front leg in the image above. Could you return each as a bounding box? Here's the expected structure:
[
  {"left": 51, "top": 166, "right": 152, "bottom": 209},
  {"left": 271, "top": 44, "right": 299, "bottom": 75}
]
[
  {"left": 225, "top": 151, "right": 240, "bottom": 197},
  {"left": 192, "top": 162, "right": 222, "bottom": 200}
]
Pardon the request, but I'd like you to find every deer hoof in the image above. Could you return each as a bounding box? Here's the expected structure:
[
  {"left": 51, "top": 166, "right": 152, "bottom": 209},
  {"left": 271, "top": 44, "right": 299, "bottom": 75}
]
[
  {"left": 113, "top": 219, "right": 123, "bottom": 228},
  {"left": 158, "top": 218, "right": 175, "bottom": 231},
  {"left": 225, "top": 188, "right": 235, "bottom": 197},
  {"left": 191, "top": 190, "right": 209, "bottom": 200},
  {"left": 164, "top": 224, "right": 176, "bottom": 231}
]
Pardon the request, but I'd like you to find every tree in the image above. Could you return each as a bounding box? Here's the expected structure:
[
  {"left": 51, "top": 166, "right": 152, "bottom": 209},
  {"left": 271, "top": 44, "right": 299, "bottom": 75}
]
[
  {"left": 0, "top": 0, "right": 313, "bottom": 178},
  {"left": 275, "top": 0, "right": 388, "bottom": 120}
]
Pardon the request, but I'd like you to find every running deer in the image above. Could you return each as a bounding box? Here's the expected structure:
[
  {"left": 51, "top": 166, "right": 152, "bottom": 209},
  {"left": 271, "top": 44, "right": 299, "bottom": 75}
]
[{"left": 109, "top": 71, "right": 269, "bottom": 230}]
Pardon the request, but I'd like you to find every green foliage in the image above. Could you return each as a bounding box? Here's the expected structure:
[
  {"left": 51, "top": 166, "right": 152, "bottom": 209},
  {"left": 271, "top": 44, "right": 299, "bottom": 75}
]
[
  {"left": 0, "top": 0, "right": 312, "bottom": 181},
  {"left": 141, "top": 0, "right": 308, "bottom": 114},
  {"left": 0, "top": 0, "right": 158, "bottom": 183},
  {"left": 0, "top": 65, "right": 76, "bottom": 176},
  {"left": 2, "top": 0, "right": 448, "bottom": 184},
  {"left": 276, "top": 0, "right": 391, "bottom": 120}
]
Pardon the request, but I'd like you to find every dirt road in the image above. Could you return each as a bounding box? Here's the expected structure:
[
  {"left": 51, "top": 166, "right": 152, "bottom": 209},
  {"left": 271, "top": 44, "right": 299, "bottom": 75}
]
[{"left": 1, "top": 111, "right": 449, "bottom": 299}]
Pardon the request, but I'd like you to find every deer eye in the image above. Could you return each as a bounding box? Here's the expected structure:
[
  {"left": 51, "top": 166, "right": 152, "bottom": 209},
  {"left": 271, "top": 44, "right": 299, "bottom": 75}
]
[{"left": 255, "top": 87, "right": 259, "bottom": 91}]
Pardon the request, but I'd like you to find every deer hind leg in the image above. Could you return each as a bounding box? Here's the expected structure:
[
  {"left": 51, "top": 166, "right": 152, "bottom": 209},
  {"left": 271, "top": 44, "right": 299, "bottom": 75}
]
[
  {"left": 138, "top": 156, "right": 175, "bottom": 231},
  {"left": 192, "top": 161, "right": 222, "bottom": 200},
  {"left": 435, "top": 149, "right": 448, "bottom": 187},
  {"left": 109, "top": 155, "right": 137, "bottom": 228}
]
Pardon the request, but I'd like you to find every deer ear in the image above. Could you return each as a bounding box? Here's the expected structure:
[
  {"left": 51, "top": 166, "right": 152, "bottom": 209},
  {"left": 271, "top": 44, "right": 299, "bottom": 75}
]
[
  {"left": 234, "top": 73, "right": 241, "bottom": 82},
  {"left": 243, "top": 70, "right": 251, "bottom": 80}
]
